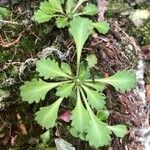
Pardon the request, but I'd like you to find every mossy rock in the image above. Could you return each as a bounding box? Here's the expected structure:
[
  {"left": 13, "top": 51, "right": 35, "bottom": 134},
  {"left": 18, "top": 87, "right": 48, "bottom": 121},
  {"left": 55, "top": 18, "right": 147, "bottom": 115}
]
[
  {"left": 106, "top": 0, "right": 131, "bottom": 17},
  {"left": 132, "top": 18, "right": 150, "bottom": 45}
]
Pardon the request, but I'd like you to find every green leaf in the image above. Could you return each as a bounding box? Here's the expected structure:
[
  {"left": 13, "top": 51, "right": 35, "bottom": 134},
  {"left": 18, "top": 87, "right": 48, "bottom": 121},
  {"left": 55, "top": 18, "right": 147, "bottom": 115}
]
[
  {"left": 82, "top": 4, "right": 98, "bottom": 16},
  {"left": 66, "top": 0, "right": 75, "bottom": 13},
  {"left": 79, "top": 62, "right": 90, "bottom": 81},
  {"left": 48, "top": 0, "right": 63, "bottom": 13},
  {"left": 97, "top": 110, "right": 109, "bottom": 121},
  {"left": 84, "top": 82, "right": 105, "bottom": 92},
  {"left": 34, "top": 10, "right": 53, "bottom": 23},
  {"left": 86, "top": 54, "right": 97, "bottom": 68},
  {"left": 40, "top": 1, "right": 56, "bottom": 14},
  {"left": 61, "top": 63, "right": 72, "bottom": 75},
  {"left": 40, "top": 130, "right": 51, "bottom": 144},
  {"left": 108, "top": 125, "right": 128, "bottom": 138},
  {"left": 93, "top": 21, "right": 110, "bottom": 34},
  {"left": 69, "top": 17, "right": 93, "bottom": 70},
  {"left": 34, "top": 0, "right": 63, "bottom": 23},
  {"left": 55, "top": 17, "right": 69, "bottom": 28},
  {"left": 36, "top": 58, "right": 70, "bottom": 79},
  {"left": 96, "top": 70, "right": 136, "bottom": 92},
  {"left": 35, "top": 97, "right": 63, "bottom": 129},
  {"left": 56, "top": 83, "right": 74, "bottom": 98},
  {"left": 70, "top": 128, "right": 87, "bottom": 141},
  {"left": 20, "top": 79, "right": 59, "bottom": 104},
  {"left": 71, "top": 88, "right": 89, "bottom": 133},
  {"left": 0, "top": 7, "right": 10, "bottom": 18},
  {"left": 86, "top": 114, "right": 112, "bottom": 148},
  {"left": 70, "top": 127, "right": 79, "bottom": 138},
  {"left": 80, "top": 88, "right": 112, "bottom": 148},
  {"left": 82, "top": 85, "right": 105, "bottom": 110}
]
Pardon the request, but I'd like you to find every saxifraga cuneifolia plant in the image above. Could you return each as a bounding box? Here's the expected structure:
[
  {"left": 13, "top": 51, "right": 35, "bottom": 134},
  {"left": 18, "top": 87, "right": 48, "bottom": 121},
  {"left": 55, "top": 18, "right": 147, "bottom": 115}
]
[{"left": 20, "top": 3, "right": 136, "bottom": 149}]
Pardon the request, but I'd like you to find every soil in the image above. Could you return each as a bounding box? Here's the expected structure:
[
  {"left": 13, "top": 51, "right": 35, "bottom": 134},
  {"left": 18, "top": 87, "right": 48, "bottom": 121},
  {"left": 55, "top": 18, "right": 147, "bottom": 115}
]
[{"left": 0, "top": 0, "right": 150, "bottom": 150}]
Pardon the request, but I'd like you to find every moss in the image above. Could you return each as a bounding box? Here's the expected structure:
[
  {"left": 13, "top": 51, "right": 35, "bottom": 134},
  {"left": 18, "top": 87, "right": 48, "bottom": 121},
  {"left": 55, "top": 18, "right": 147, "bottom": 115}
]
[
  {"left": 138, "top": 2, "right": 150, "bottom": 10},
  {"left": 131, "top": 18, "right": 150, "bottom": 45},
  {"left": 18, "top": 35, "right": 41, "bottom": 52},
  {"left": 106, "top": 0, "right": 131, "bottom": 17},
  {"left": 18, "top": 23, "right": 53, "bottom": 52},
  {"left": 0, "top": 49, "right": 13, "bottom": 63}
]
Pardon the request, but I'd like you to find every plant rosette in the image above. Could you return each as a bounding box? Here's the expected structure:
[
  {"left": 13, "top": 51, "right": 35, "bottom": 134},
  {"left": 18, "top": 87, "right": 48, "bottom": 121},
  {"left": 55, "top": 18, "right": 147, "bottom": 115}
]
[{"left": 20, "top": 13, "right": 136, "bottom": 148}]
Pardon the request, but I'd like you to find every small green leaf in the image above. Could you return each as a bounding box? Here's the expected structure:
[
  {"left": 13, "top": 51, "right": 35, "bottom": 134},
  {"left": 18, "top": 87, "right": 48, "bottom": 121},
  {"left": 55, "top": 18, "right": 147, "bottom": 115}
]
[
  {"left": 70, "top": 127, "right": 79, "bottom": 138},
  {"left": 40, "top": 1, "right": 56, "bottom": 14},
  {"left": 20, "top": 79, "right": 59, "bottom": 104},
  {"left": 93, "top": 21, "right": 110, "bottom": 34},
  {"left": 61, "top": 63, "right": 72, "bottom": 75},
  {"left": 82, "top": 4, "right": 98, "bottom": 16},
  {"left": 78, "top": 132, "right": 87, "bottom": 141},
  {"left": 84, "top": 82, "right": 105, "bottom": 92},
  {"left": 40, "top": 130, "right": 51, "bottom": 144},
  {"left": 82, "top": 85, "right": 105, "bottom": 110},
  {"left": 70, "top": 128, "right": 87, "bottom": 141},
  {"left": 36, "top": 58, "right": 70, "bottom": 79},
  {"left": 108, "top": 125, "right": 128, "bottom": 138},
  {"left": 86, "top": 114, "right": 112, "bottom": 148},
  {"left": 56, "top": 83, "right": 74, "bottom": 98},
  {"left": 71, "top": 88, "right": 89, "bottom": 133},
  {"left": 96, "top": 70, "right": 136, "bottom": 92},
  {"left": 66, "top": 0, "right": 75, "bottom": 13},
  {"left": 0, "top": 7, "right": 10, "bottom": 18},
  {"left": 34, "top": 10, "right": 53, "bottom": 23},
  {"left": 48, "top": 0, "right": 63, "bottom": 13},
  {"left": 86, "top": 54, "right": 97, "bottom": 68},
  {"left": 35, "top": 97, "right": 63, "bottom": 129},
  {"left": 97, "top": 110, "right": 109, "bottom": 121},
  {"left": 69, "top": 17, "right": 93, "bottom": 70},
  {"left": 55, "top": 17, "right": 69, "bottom": 28},
  {"left": 34, "top": 0, "right": 63, "bottom": 23},
  {"left": 79, "top": 62, "right": 90, "bottom": 81}
]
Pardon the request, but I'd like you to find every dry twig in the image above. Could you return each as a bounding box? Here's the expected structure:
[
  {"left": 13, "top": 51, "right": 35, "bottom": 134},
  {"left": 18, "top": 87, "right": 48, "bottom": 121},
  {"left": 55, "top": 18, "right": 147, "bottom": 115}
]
[
  {"left": 0, "top": 32, "right": 23, "bottom": 48},
  {"left": 0, "top": 19, "right": 19, "bottom": 25}
]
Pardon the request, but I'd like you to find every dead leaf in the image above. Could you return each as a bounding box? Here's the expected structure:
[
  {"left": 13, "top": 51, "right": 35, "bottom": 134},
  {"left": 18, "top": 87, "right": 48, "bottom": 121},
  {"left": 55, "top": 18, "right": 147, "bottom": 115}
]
[
  {"left": 104, "top": 73, "right": 109, "bottom": 78},
  {"left": 11, "top": 135, "right": 17, "bottom": 146},
  {"left": 17, "top": 114, "right": 27, "bottom": 135},
  {"left": 58, "top": 111, "right": 71, "bottom": 123},
  {"left": 0, "top": 32, "right": 23, "bottom": 48}
]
